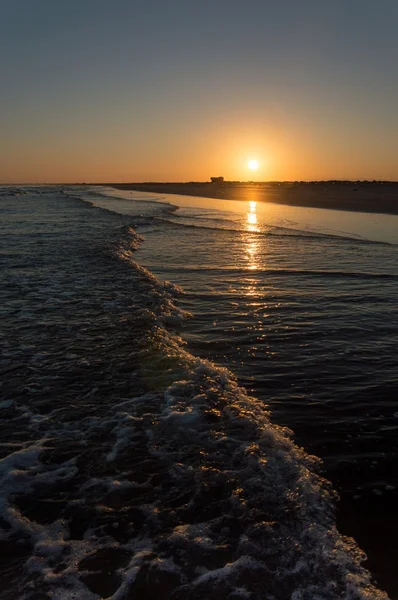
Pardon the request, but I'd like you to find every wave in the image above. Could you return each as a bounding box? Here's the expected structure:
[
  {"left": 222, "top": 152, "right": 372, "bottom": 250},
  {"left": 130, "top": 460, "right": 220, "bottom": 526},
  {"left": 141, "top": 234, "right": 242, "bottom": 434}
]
[
  {"left": 1, "top": 191, "right": 389, "bottom": 599},
  {"left": 87, "top": 189, "right": 178, "bottom": 211},
  {"left": 158, "top": 216, "right": 392, "bottom": 246},
  {"left": 86, "top": 186, "right": 396, "bottom": 246},
  {"left": 149, "top": 263, "right": 397, "bottom": 280},
  {"left": 74, "top": 186, "right": 357, "bottom": 242}
]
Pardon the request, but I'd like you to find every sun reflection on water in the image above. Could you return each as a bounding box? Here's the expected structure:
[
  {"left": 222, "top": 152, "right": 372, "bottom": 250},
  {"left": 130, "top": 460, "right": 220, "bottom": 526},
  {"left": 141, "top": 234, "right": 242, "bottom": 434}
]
[
  {"left": 246, "top": 240, "right": 259, "bottom": 270},
  {"left": 247, "top": 201, "right": 258, "bottom": 232},
  {"left": 244, "top": 201, "right": 260, "bottom": 271}
]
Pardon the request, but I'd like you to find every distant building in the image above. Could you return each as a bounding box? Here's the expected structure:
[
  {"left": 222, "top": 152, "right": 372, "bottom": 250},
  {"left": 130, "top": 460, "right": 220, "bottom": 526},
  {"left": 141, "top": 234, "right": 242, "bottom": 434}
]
[{"left": 210, "top": 176, "right": 224, "bottom": 184}]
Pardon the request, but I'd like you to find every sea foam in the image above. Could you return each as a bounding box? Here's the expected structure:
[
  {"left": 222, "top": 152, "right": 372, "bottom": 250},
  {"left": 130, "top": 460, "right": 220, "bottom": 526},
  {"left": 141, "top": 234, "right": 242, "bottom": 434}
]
[{"left": 0, "top": 186, "right": 389, "bottom": 599}]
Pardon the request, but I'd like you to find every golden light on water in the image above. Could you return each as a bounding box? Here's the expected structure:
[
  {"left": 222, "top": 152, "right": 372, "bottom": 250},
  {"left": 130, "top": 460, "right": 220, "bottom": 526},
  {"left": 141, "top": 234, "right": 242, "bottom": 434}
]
[
  {"left": 245, "top": 201, "right": 259, "bottom": 270},
  {"left": 246, "top": 239, "right": 259, "bottom": 270},
  {"left": 247, "top": 201, "right": 258, "bottom": 232}
]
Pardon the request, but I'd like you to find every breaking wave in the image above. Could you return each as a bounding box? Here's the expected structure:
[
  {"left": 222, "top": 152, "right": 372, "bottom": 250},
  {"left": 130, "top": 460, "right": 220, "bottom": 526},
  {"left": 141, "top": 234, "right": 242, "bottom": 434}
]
[{"left": 0, "top": 187, "right": 389, "bottom": 599}]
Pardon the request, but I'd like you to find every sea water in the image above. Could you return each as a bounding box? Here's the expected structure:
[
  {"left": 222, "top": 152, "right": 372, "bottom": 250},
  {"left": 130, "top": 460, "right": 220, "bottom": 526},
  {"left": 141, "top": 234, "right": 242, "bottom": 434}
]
[
  {"left": 1, "top": 184, "right": 397, "bottom": 599},
  {"left": 87, "top": 187, "right": 398, "bottom": 483}
]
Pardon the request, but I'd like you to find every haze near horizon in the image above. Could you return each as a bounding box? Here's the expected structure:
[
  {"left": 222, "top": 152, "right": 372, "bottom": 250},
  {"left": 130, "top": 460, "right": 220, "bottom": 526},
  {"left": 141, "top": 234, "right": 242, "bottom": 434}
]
[{"left": 1, "top": 0, "right": 397, "bottom": 183}]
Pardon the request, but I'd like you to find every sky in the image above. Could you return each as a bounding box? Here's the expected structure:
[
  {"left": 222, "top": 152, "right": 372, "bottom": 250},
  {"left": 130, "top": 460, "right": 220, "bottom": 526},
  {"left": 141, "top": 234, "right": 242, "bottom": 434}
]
[{"left": 1, "top": 0, "right": 397, "bottom": 183}]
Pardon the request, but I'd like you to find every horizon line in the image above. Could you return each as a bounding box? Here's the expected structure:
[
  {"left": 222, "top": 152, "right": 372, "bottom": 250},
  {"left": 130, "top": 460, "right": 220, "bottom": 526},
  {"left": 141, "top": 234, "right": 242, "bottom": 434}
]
[{"left": 2, "top": 179, "right": 398, "bottom": 186}]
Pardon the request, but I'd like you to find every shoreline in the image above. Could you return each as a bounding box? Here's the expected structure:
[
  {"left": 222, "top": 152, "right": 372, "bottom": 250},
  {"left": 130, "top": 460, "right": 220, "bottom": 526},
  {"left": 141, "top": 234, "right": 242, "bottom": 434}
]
[
  {"left": 2, "top": 189, "right": 391, "bottom": 598},
  {"left": 106, "top": 181, "right": 398, "bottom": 216}
]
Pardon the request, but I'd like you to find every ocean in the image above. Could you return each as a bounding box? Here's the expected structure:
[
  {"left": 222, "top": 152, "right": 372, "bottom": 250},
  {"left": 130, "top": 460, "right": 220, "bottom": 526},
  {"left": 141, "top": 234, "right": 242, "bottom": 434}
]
[{"left": 1, "top": 184, "right": 397, "bottom": 599}]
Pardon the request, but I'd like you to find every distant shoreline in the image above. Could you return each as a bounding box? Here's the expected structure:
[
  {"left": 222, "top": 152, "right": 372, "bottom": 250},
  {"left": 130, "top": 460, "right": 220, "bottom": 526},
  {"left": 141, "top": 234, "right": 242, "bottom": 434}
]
[{"left": 105, "top": 181, "right": 398, "bottom": 216}]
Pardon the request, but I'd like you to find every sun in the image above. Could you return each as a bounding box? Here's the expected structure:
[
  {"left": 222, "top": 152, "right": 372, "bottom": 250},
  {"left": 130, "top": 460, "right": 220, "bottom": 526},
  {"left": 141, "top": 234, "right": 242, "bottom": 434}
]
[{"left": 248, "top": 159, "right": 259, "bottom": 171}]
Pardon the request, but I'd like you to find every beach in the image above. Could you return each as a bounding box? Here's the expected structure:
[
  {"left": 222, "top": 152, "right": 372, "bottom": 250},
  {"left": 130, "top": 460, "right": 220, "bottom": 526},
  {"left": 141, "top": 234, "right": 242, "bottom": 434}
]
[
  {"left": 4, "top": 0, "right": 398, "bottom": 596},
  {"left": 108, "top": 181, "right": 398, "bottom": 216},
  {"left": 1, "top": 185, "right": 396, "bottom": 598}
]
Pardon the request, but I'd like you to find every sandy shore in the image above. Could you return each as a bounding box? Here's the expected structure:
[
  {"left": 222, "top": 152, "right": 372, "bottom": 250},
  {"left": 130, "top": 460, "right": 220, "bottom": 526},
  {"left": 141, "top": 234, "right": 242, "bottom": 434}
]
[{"left": 108, "top": 181, "right": 398, "bottom": 215}]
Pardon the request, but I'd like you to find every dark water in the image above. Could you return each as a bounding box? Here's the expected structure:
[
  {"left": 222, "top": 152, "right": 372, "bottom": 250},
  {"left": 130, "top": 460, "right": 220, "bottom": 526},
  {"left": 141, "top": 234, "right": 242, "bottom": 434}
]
[
  {"left": 1, "top": 185, "right": 396, "bottom": 599},
  {"left": 90, "top": 187, "right": 398, "bottom": 486},
  {"left": 86, "top": 186, "right": 398, "bottom": 595},
  {"left": 140, "top": 207, "right": 398, "bottom": 596},
  {"left": 137, "top": 216, "right": 398, "bottom": 484}
]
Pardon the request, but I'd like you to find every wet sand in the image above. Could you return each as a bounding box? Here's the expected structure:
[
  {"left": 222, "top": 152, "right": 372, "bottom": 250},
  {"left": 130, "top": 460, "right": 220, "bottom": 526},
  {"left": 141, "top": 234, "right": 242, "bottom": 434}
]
[{"left": 108, "top": 182, "right": 398, "bottom": 215}]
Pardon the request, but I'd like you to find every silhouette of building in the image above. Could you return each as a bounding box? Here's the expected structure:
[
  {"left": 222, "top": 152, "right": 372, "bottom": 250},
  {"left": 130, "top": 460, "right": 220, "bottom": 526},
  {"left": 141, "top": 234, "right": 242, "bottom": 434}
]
[{"left": 210, "top": 176, "right": 224, "bottom": 184}]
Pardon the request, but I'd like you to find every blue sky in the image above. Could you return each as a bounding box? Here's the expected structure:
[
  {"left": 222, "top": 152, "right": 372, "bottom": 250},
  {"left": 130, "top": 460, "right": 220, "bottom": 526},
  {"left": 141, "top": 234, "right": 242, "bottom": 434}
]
[{"left": 1, "top": 0, "right": 397, "bottom": 182}]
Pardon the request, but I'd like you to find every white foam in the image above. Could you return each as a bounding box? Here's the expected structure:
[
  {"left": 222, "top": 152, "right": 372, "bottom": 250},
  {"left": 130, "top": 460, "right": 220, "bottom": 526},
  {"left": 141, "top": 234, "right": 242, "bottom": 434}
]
[{"left": 0, "top": 186, "right": 390, "bottom": 599}]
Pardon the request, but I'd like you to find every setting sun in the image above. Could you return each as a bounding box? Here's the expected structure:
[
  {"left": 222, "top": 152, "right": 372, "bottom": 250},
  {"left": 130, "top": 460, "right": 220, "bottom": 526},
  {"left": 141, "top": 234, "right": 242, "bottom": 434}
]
[{"left": 248, "top": 159, "right": 259, "bottom": 171}]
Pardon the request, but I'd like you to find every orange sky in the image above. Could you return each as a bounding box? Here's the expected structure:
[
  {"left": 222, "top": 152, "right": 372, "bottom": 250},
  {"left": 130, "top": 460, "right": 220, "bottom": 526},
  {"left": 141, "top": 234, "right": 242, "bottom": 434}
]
[{"left": 1, "top": 2, "right": 398, "bottom": 183}]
